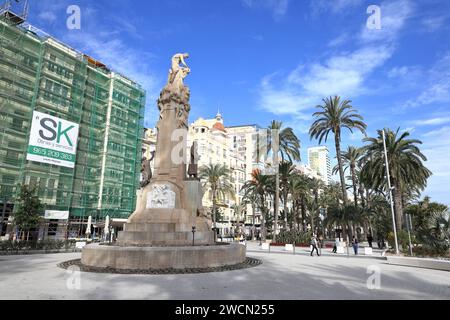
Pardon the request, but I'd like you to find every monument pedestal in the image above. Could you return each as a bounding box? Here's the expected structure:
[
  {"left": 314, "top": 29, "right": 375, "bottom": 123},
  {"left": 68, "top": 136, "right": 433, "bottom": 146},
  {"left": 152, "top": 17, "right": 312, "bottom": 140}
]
[{"left": 81, "top": 243, "right": 246, "bottom": 270}]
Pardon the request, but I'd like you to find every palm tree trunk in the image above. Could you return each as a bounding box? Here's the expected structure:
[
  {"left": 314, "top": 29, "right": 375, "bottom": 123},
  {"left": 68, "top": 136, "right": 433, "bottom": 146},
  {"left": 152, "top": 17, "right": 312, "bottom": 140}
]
[
  {"left": 252, "top": 203, "right": 256, "bottom": 241},
  {"left": 274, "top": 173, "right": 279, "bottom": 242},
  {"left": 212, "top": 192, "right": 217, "bottom": 242},
  {"left": 294, "top": 201, "right": 300, "bottom": 231},
  {"left": 261, "top": 208, "right": 266, "bottom": 241},
  {"left": 314, "top": 190, "right": 319, "bottom": 235},
  {"left": 393, "top": 181, "right": 403, "bottom": 231},
  {"left": 283, "top": 192, "right": 289, "bottom": 231},
  {"left": 301, "top": 195, "right": 306, "bottom": 231},
  {"left": 334, "top": 132, "right": 348, "bottom": 205},
  {"left": 351, "top": 165, "right": 358, "bottom": 206},
  {"left": 359, "top": 184, "right": 365, "bottom": 208}
]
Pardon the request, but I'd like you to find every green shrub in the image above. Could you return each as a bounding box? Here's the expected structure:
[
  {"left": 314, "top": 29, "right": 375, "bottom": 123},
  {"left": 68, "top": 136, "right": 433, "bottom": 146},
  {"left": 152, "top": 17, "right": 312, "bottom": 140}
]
[
  {"left": 387, "top": 230, "right": 412, "bottom": 252},
  {"left": 276, "top": 230, "right": 312, "bottom": 244},
  {"left": 0, "top": 240, "right": 76, "bottom": 252},
  {"left": 415, "top": 211, "right": 450, "bottom": 255}
]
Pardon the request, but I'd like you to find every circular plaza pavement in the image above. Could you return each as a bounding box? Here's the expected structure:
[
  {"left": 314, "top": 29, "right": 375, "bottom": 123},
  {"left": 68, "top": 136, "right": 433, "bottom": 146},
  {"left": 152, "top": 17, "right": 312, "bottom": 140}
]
[{"left": 0, "top": 242, "right": 449, "bottom": 300}]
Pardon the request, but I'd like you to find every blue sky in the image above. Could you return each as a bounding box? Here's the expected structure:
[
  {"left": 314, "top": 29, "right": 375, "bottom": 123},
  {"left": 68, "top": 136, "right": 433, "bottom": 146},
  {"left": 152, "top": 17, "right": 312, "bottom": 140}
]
[{"left": 24, "top": 0, "right": 450, "bottom": 204}]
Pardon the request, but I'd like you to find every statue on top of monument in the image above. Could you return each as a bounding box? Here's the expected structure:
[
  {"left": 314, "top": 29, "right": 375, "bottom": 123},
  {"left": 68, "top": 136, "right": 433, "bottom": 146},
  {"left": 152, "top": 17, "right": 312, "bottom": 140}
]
[
  {"left": 168, "top": 53, "right": 190, "bottom": 90},
  {"left": 157, "top": 53, "right": 191, "bottom": 130}
]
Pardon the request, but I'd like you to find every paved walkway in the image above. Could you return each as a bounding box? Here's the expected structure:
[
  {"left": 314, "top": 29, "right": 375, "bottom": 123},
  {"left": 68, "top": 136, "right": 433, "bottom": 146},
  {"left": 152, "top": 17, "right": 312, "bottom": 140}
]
[
  {"left": 0, "top": 245, "right": 449, "bottom": 300},
  {"left": 245, "top": 241, "right": 385, "bottom": 258}
]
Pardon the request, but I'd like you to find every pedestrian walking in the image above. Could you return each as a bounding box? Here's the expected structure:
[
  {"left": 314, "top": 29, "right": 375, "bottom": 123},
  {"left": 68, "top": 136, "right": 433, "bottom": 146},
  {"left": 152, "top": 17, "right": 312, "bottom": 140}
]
[
  {"left": 332, "top": 238, "right": 339, "bottom": 253},
  {"left": 310, "top": 234, "right": 320, "bottom": 256},
  {"left": 367, "top": 234, "right": 373, "bottom": 248},
  {"left": 352, "top": 236, "right": 359, "bottom": 255}
]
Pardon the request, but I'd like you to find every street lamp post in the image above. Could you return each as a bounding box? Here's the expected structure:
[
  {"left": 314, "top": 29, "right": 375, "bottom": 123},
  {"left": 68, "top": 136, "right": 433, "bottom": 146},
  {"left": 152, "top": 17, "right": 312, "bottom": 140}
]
[
  {"left": 192, "top": 226, "right": 196, "bottom": 246},
  {"left": 382, "top": 129, "right": 400, "bottom": 255}
]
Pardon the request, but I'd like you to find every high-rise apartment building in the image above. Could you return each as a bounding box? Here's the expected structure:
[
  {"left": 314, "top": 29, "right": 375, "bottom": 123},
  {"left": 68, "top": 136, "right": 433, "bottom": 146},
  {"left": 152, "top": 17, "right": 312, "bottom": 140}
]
[
  {"left": 307, "top": 146, "right": 331, "bottom": 185},
  {"left": 0, "top": 14, "right": 145, "bottom": 239}
]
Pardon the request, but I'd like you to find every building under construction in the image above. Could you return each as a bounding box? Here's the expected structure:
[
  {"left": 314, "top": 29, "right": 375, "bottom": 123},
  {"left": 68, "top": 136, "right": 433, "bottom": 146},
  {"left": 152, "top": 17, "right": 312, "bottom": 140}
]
[{"left": 0, "top": 3, "right": 146, "bottom": 239}]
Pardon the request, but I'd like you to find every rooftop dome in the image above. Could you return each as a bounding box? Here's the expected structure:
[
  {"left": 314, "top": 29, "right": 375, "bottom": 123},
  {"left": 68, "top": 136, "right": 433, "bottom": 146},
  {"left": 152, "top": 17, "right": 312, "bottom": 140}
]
[{"left": 212, "top": 121, "right": 226, "bottom": 133}]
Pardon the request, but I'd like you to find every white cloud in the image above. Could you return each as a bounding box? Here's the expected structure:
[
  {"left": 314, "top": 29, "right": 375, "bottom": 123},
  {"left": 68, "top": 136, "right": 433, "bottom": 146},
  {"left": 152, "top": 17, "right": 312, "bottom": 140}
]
[
  {"left": 258, "top": 45, "right": 393, "bottom": 116},
  {"left": 38, "top": 11, "right": 57, "bottom": 23},
  {"left": 421, "top": 16, "right": 447, "bottom": 32},
  {"left": 421, "top": 127, "right": 450, "bottom": 205},
  {"left": 242, "top": 0, "right": 290, "bottom": 19},
  {"left": 327, "top": 33, "right": 349, "bottom": 47},
  {"left": 413, "top": 117, "right": 450, "bottom": 127},
  {"left": 252, "top": 35, "right": 264, "bottom": 41},
  {"left": 403, "top": 51, "right": 450, "bottom": 109},
  {"left": 65, "top": 32, "right": 160, "bottom": 123},
  {"left": 258, "top": 0, "right": 412, "bottom": 118},
  {"left": 387, "top": 66, "right": 421, "bottom": 79},
  {"left": 310, "top": 0, "right": 363, "bottom": 16}
]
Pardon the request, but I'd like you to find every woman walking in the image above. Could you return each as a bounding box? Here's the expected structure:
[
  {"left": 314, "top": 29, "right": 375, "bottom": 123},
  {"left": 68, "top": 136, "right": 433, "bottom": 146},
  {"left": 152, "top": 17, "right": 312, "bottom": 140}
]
[{"left": 310, "top": 234, "right": 320, "bottom": 256}]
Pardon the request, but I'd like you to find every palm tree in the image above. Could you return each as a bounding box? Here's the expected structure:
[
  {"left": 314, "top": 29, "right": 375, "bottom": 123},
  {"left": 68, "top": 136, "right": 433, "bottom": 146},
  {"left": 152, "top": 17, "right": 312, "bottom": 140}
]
[
  {"left": 267, "top": 120, "right": 301, "bottom": 242},
  {"left": 324, "top": 205, "right": 362, "bottom": 241},
  {"left": 310, "top": 96, "right": 367, "bottom": 205},
  {"left": 231, "top": 203, "right": 246, "bottom": 237},
  {"left": 241, "top": 169, "right": 273, "bottom": 241},
  {"left": 290, "top": 172, "right": 311, "bottom": 231},
  {"left": 319, "top": 181, "right": 343, "bottom": 209},
  {"left": 332, "top": 146, "right": 363, "bottom": 206},
  {"left": 199, "top": 164, "right": 234, "bottom": 240},
  {"left": 242, "top": 191, "right": 258, "bottom": 240},
  {"left": 308, "top": 177, "right": 323, "bottom": 234},
  {"left": 361, "top": 128, "right": 432, "bottom": 230},
  {"left": 279, "top": 161, "right": 295, "bottom": 230}
]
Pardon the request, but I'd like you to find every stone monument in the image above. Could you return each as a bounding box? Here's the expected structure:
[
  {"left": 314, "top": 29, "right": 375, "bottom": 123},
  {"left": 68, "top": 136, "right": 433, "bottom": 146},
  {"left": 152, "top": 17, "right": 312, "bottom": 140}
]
[{"left": 81, "top": 54, "right": 246, "bottom": 270}]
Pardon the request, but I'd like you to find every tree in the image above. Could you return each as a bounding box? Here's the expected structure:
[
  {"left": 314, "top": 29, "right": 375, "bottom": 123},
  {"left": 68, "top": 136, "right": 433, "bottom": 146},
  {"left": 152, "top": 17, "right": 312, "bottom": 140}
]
[
  {"left": 13, "top": 184, "right": 43, "bottom": 241},
  {"left": 279, "top": 161, "right": 295, "bottom": 231},
  {"left": 406, "top": 197, "right": 449, "bottom": 254},
  {"left": 324, "top": 205, "right": 362, "bottom": 241},
  {"left": 242, "top": 191, "right": 258, "bottom": 240},
  {"left": 307, "top": 177, "right": 323, "bottom": 235},
  {"left": 333, "top": 146, "right": 363, "bottom": 206},
  {"left": 310, "top": 96, "right": 367, "bottom": 205},
  {"left": 241, "top": 169, "right": 273, "bottom": 241},
  {"left": 199, "top": 164, "right": 233, "bottom": 240},
  {"left": 416, "top": 209, "right": 449, "bottom": 255},
  {"left": 267, "top": 120, "right": 301, "bottom": 242},
  {"left": 289, "top": 172, "right": 311, "bottom": 231},
  {"left": 406, "top": 196, "right": 448, "bottom": 232},
  {"left": 319, "top": 181, "right": 343, "bottom": 208},
  {"left": 361, "top": 128, "right": 432, "bottom": 230},
  {"left": 231, "top": 203, "right": 246, "bottom": 237}
]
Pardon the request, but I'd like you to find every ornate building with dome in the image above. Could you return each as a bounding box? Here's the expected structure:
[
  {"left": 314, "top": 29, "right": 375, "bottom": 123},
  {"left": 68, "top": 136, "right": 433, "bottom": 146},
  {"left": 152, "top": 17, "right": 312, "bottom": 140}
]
[{"left": 187, "top": 112, "right": 255, "bottom": 237}]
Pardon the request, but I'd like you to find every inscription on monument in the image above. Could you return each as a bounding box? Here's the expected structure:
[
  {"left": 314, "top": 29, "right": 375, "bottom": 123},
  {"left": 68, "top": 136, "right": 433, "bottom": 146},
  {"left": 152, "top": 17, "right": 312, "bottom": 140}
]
[{"left": 146, "top": 184, "right": 176, "bottom": 209}]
